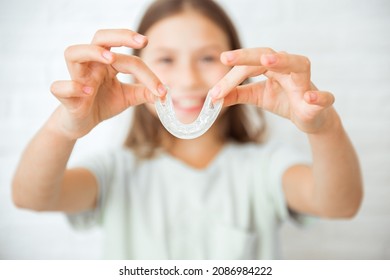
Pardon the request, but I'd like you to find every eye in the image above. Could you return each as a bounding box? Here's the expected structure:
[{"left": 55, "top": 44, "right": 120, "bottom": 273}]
[
  {"left": 158, "top": 57, "right": 173, "bottom": 64},
  {"left": 200, "top": 55, "right": 217, "bottom": 63}
]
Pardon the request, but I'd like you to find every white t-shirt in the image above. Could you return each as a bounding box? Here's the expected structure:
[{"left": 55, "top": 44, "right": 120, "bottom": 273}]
[{"left": 67, "top": 142, "right": 308, "bottom": 259}]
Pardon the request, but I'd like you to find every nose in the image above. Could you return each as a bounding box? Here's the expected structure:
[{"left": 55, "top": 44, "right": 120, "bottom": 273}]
[{"left": 176, "top": 60, "right": 202, "bottom": 89}]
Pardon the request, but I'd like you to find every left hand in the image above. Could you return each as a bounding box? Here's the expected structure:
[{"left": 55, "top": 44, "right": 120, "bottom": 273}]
[{"left": 209, "top": 48, "right": 336, "bottom": 134}]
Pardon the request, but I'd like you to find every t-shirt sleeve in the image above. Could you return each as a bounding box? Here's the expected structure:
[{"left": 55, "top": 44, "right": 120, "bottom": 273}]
[
  {"left": 65, "top": 151, "right": 115, "bottom": 230},
  {"left": 263, "top": 143, "right": 311, "bottom": 222}
]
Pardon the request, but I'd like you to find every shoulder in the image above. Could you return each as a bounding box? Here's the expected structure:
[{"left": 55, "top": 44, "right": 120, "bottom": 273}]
[
  {"left": 108, "top": 147, "right": 137, "bottom": 164},
  {"left": 226, "top": 141, "right": 283, "bottom": 159},
  {"left": 70, "top": 147, "right": 139, "bottom": 175},
  {"left": 221, "top": 142, "right": 273, "bottom": 175},
  {"left": 226, "top": 141, "right": 309, "bottom": 172}
]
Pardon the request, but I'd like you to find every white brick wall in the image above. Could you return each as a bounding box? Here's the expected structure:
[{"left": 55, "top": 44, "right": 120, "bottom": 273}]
[{"left": 1, "top": 0, "right": 389, "bottom": 259}]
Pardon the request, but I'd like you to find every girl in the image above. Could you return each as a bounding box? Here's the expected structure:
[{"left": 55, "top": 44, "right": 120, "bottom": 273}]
[{"left": 12, "top": 0, "right": 363, "bottom": 259}]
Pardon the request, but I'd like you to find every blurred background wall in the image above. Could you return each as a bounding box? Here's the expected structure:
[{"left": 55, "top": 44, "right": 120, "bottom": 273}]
[{"left": 0, "top": 0, "right": 389, "bottom": 259}]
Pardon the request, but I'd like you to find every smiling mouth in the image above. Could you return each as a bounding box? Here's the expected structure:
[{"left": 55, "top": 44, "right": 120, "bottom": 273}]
[{"left": 154, "top": 89, "right": 224, "bottom": 139}]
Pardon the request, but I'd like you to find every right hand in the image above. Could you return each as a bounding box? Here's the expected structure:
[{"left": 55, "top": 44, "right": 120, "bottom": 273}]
[{"left": 50, "top": 29, "right": 167, "bottom": 140}]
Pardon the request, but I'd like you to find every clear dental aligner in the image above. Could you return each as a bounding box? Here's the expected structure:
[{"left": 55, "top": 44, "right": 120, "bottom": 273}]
[{"left": 155, "top": 88, "right": 223, "bottom": 140}]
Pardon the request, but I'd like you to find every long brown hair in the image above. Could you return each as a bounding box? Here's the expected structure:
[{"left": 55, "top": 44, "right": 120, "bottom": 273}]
[{"left": 124, "top": 0, "right": 267, "bottom": 157}]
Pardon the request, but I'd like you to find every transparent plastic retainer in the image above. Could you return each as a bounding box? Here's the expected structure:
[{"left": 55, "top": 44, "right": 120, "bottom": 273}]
[{"left": 155, "top": 88, "right": 223, "bottom": 139}]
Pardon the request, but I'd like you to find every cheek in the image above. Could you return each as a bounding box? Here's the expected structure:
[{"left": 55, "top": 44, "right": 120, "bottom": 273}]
[
  {"left": 147, "top": 66, "right": 172, "bottom": 85},
  {"left": 206, "top": 65, "right": 231, "bottom": 84}
]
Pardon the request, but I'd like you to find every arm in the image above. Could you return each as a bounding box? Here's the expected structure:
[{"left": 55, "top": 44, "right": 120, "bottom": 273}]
[
  {"left": 12, "top": 29, "right": 166, "bottom": 212},
  {"left": 12, "top": 108, "right": 97, "bottom": 213},
  {"left": 283, "top": 109, "right": 363, "bottom": 218}
]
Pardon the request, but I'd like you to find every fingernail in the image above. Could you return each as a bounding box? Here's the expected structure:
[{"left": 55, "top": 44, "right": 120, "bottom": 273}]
[
  {"left": 157, "top": 84, "right": 167, "bottom": 96},
  {"left": 209, "top": 85, "right": 221, "bottom": 99},
  {"left": 102, "top": 51, "right": 113, "bottom": 61},
  {"left": 133, "top": 34, "right": 146, "bottom": 44},
  {"left": 309, "top": 92, "right": 317, "bottom": 102},
  {"left": 264, "top": 54, "right": 277, "bottom": 65},
  {"left": 82, "top": 86, "right": 93, "bottom": 95}
]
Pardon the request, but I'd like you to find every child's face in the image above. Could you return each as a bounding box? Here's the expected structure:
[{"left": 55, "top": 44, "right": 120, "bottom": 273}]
[{"left": 141, "top": 11, "right": 231, "bottom": 124}]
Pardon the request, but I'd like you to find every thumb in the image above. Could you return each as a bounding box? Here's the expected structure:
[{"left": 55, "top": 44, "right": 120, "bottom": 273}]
[
  {"left": 223, "top": 82, "right": 266, "bottom": 107},
  {"left": 121, "top": 83, "right": 156, "bottom": 107},
  {"left": 304, "top": 90, "right": 335, "bottom": 108}
]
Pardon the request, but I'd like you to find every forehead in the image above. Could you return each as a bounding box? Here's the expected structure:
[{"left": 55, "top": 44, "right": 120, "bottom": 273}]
[{"left": 144, "top": 11, "right": 230, "bottom": 51}]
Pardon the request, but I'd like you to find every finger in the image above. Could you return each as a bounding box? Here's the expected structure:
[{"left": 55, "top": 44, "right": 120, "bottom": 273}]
[
  {"left": 50, "top": 80, "right": 93, "bottom": 99},
  {"left": 260, "top": 52, "right": 311, "bottom": 74},
  {"left": 91, "top": 29, "right": 147, "bottom": 49},
  {"left": 304, "top": 90, "right": 335, "bottom": 108},
  {"left": 112, "top": 53, "right": 167, "bottom": 97},
  {"left": 64, "top": 44, "right": 115, "bottom": 64},
  {"left": 220, "top": 47, "right": 276, "bottom": 66},
  {"left": 121, "top": 83, "right": 156, "bottom": 106},
  {"left": 209, "top": 65, "right": 266, "bottom": 100},
  {"left": 50, "top": 80, "right": 93, "bottom": 110},
  {"left": 222, "top": 48, "right": 310, "bottom": 74},
  {"left": 223, "top": 82, "right": 266, "bottom": 107},
  {"left": 262, "top": 52, "right": 311, "bottom": 90}
]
